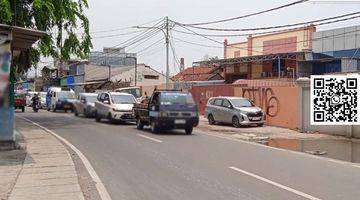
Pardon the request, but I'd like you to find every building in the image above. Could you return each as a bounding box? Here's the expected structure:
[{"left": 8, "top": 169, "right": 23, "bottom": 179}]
[
  {"left": 89, "top": 47, "right": 137, "bottom": 66},
  {"left": 195, "top": 25, "right": 316, "bottom": 83},
  {"left": 172, "top": 65, "right": 224, "bottom": 82},
  {"left": 62, "top": 61, "right": 132, "bottom": 93},
  {"left": 110, "top": 64, "right": 170, "bottom": 87},
  {"left": 298, "top": 25, "right": 360, "bottom": 76}
]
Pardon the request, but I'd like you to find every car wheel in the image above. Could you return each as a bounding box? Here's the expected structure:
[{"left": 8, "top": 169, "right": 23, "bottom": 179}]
[
  {"left": 108, "top": 113, "right": 115, "bottom": 124},
  {"left": 136, "top": 118, "right": 144, "bottom": 130},
  {"left": 232, "top": 116, "right": 241, "bottom": 128},
  {"left": 21, "top": 107, "right": 25, "bottom": 113},
  {"left": 95, "top": 113, "right": 101, "bottom": 122},
  {"left": 185, "top": 126, "right": 193, "bottom": 135},
  {"left": 208, "top": 114, "right": 215, "bottom": 125},
  {"left": 150, "top": 120, "right": 159, "bottom": 133}
]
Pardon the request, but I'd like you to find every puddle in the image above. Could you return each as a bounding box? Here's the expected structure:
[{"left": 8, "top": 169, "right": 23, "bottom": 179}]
[{"left": 266, "top": 138, "right": 360, "bottom": 163}]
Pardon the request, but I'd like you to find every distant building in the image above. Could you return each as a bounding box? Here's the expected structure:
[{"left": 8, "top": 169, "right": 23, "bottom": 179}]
[
  {"left": 110, "top": 64, "right": 170, "bottom": 87},
  {"left": 89, "top": 47, "right": 137, "bottom": 66},
  {"left": 62, "top": 61, "right": 132, "bottom": 93}
]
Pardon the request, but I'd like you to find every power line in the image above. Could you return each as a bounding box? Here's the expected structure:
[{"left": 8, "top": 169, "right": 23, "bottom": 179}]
[
  {"left": 78, "top": 17, "right": 165, "bottom": 35},
  {"left": 180, "top": 0, "right": 309, "bottom": 26},
  {"left": 172, "top": 37, "right": 223, "bottom": 49},
  {"left": 91, "top": 30, "right": 144, "bottom": 39},
  {"left": 173, "top": 11, "right": 360, "bottom": 31},
  {"left": 136, "top": 37, "right": 164, "bottom": 54},
  {"left": 90, "top": 19, "right": 165, "bottom": 63}
]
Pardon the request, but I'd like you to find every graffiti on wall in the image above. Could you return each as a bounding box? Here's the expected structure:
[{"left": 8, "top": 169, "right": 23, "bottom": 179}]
[
  {"left": 0, "top": 43, "right": 11, "bottom": 100},
  {"left": 242, "top": 87, "right": 280, "bottom": 117}
]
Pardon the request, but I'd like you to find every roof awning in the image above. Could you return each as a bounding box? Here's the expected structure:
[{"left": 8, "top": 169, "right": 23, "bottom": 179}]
[{"left": 0, "top": 24, "right": 47, "bottom": 50}]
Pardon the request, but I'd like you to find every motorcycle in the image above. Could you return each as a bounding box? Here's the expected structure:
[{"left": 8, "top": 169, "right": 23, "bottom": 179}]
[{"left": 32, "top": 100, "right": 40, "bottom": 112}]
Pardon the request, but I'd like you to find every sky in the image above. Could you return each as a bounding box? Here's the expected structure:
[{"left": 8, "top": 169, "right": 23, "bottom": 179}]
[{"left": 29, "top": 0, "right": 360, "bottom": 77}]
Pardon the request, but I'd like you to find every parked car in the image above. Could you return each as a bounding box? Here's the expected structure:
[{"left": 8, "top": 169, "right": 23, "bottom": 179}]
[
  {"left": 133, "top": 90, "right": 199, "bottom": 134},
  {"left": 50, "top": 90, "right": 76, "bottom": 112},
  {"left": 205, "top": 97, "right": 265, "bottom": 128},
  {"left": 73, "top": 93, "right": 98, "bottom": 117},
  {"left": 95, "top": 92, "right": 136, "bottom": 123},
  {"left": 14, "top": 91, "right": 26, "bottom": 112}
]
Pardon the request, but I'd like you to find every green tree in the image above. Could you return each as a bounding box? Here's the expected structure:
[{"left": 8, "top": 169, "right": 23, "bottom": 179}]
[{"left": 0, "top": 0, "right": 92, "bottom": 73}]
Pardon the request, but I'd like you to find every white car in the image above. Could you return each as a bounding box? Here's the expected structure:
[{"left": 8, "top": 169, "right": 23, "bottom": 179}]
[{"left": 95, "top": 92, "right": 136, "bottom": 123}]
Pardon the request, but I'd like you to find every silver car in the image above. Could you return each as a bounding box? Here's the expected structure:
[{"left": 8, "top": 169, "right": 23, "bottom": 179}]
[
  {"left": 205, "top": 97, "right": 265, "bottom": 127},
  {"left": 73, "top": 93, "right": 98, "bottom": 117}
]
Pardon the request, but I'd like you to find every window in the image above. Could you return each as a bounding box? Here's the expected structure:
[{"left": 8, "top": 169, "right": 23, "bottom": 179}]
[
  {"left": 111, "top": 95, "right": 136, "bottom": 104},
  {"left": 208, "top": 99, "right": 215, "bottom": 105},
  {"left": 222, "top": 100, "right": 232, "bottom": 108},
  {"left": 230, "top": 98, "right": 253, "bottom": 107},
  {"left": 144, "top": 75, "right": 159, "bottom": 80},
  {"left": 214, "top": 99, "right": 223, "bottom": 106},
  {"left": 160, "top": 92, "right": 195, "bottom": 105}
]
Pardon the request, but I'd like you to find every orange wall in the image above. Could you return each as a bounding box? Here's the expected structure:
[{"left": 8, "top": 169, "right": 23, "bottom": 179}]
[
  {"left": 234, "top": 86, "right": 299, "bottom": 129},
  {"left": 225, "top": 26, "right": 315, "bottom": 58}
]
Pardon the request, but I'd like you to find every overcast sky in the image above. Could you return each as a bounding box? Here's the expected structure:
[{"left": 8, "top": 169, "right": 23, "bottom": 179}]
[{"left": 30, "top": 0, "right": 360, "bottom": 77}]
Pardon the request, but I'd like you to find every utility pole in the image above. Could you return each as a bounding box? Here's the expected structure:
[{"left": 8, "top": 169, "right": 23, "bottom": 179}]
[{"left": 165, "top": 16, "right": 170, "bottom": 89}]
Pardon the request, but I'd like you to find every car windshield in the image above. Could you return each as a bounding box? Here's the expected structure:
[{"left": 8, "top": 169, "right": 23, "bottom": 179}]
[
  {"left": 111, "top": 95, "right": 135, "bottom": 104},
  {"left": 59, "top": 92, "right": 75, "bottom": 100},
  {"left": 230, "top": 98, "right": 253, "bottom": 107},
  {"left": 160, "top": 92, "right": 195, "bottom": 105},
  {"left": 85, "top": 96, "right": 98, "bottom": 103}
]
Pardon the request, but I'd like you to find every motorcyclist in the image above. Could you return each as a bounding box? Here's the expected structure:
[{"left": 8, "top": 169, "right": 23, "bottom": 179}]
[{"left": 31, "top": 93, "right": 40, "bottom": 111}]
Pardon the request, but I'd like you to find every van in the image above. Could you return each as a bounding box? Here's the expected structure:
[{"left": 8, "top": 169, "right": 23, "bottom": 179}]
[{"left": 49, "top": 88, "right": 76, "bottom": 112}]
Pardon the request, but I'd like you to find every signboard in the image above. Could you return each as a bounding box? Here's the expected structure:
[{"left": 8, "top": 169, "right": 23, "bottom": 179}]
[{"left": 0, "top": 43, "right": 11, "bottom": 99}]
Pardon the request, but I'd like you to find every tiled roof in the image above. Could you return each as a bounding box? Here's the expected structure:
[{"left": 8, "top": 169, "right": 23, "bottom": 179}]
[{"left": 173, "top": 66, "right": 219, "bottom": 81}]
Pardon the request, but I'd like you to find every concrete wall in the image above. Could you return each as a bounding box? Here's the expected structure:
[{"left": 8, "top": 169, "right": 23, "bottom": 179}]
[
  {"left": 313, "top": 25, "right": 360, "bottom": 53},
  {"left": 234, "top": 86, "right": 299, "bottom": 129}
]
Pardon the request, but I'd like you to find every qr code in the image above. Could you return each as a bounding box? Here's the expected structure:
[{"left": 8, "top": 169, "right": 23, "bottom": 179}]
[{"left": 311, "top": 75, "right": 360, "bottom": 125}]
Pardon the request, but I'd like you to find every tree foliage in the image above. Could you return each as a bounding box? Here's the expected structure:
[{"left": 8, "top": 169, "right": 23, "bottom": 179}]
[{"left": 0, "top": 0, "right": 92, "bottom": 73}]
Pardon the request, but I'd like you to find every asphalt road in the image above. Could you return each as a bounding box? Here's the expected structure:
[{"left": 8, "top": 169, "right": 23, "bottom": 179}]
[{"left": 15, "top": 110, "right": 360, "bottom": 200}]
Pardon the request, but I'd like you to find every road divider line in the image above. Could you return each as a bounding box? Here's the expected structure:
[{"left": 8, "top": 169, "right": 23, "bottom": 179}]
[
  {"left": 18, "top": 116, "right": 112, "bottom": 200},
  {"left": 229, "top": 166, "right": 322, "bottom": 200},
  {"left": 137, "top": 134, "right": 163, "bottom": 143}
]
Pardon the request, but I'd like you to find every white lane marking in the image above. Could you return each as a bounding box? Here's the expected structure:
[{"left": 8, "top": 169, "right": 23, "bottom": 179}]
[
  {"left": 137, "top": 134, "right": 163, "bottom": 143},
  {"left": 229, "top": 166, "right": 322, "bottom": 200},
  {"left": 18, "top": 116, "right": 112, "bottom": 200}
]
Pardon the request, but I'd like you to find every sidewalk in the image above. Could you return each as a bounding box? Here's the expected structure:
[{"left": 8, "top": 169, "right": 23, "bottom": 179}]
[
  {"left": 0, "top": 119, "right": 85, "bottom": 200},
  {"left": 196, "top": 116, "right": 337, "bottom": 141}
]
